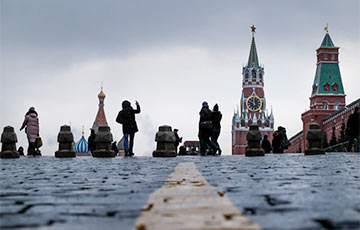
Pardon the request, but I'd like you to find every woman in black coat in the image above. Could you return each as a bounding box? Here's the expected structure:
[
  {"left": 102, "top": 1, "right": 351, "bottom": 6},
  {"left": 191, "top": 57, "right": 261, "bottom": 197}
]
[
  {"left": 211, "top": 104, "right": 222, "bottom": 155},
  {"left": 116, "top": 100, "right": 141, "bottom": 156}
]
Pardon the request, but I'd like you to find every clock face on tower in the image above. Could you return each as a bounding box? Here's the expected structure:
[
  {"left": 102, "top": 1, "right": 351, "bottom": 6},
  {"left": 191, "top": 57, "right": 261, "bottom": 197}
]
[{"left": 246, "top": 95, "right": 262, "bottom": 112}]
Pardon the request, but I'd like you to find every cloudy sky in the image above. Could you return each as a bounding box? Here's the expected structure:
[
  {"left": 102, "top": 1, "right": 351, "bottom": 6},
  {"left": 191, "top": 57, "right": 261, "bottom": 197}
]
[{"left": 1, "top": 0, "right": 359, "bottom": 156}]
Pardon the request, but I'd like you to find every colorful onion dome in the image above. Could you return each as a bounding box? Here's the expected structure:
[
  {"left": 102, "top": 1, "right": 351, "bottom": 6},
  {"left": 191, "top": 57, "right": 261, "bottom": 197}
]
[{"left": 74, "top": 135, "right": 88, "bottom": 153}]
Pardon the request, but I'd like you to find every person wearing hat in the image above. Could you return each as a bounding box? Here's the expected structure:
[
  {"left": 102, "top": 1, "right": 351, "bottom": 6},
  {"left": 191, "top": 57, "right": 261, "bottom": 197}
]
[
  {"left": 20, "top": 107, "right": 40, "bottom": 156},
  {"left": 173, "top": 129, "right": 182, "bottom": 154},
  {"left": 198, "top": 101, "right": 218, "bottom": 155}
]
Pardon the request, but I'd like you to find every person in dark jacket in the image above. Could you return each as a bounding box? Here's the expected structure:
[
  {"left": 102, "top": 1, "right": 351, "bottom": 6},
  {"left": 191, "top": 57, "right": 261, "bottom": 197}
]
[
  {"left": 272, "top": 126, "right": 289, "bottom": 153},
  {"left": 261, "top": 135, "right": 272, "bottom": 153},
  {"left": 211, "top": 104, "right": 222, "bottom": 155},
  {"left": 346, "top": 107, "right": 359, "bottom": 152},
  {"left": 88, "top": 129, "right": 96, "bottom": 154},
  {"left": 173, "top": 129, "right": 182, "bottom": 154},
  {"left": 116, "top": 100, "right": 141, "bottom": 156},
  {"left": 198, "top": 101, "right": 218, "bottom": 156}
]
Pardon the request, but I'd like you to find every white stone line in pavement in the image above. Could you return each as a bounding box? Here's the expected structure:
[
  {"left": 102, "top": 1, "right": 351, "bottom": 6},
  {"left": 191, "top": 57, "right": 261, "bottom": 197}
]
[{"left": 134, "top": 162, "right": 261, "bottom": 230}]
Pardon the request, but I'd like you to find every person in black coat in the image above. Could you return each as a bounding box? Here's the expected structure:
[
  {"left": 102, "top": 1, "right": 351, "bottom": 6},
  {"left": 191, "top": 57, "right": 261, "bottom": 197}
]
[
  {"left": 88, "top": 129, "right": 96, "bottom": 154},
  {"left": 272, "top": 126, "right": 289, "bottom": 153},
  {"left": 346, "top": 106, "right": 360, "bottom": 152},
  {"left": 116, "top": 100, "right": 141, "bottom": 156},
  {"left": 261, "top": 135, "right": 272, "bottom": 153},
  {"left": 211, "top": 104, "right": 222, "bottom": 155},
  {"left": 198, "top": 101, "right": 218, "bottom": 155}
]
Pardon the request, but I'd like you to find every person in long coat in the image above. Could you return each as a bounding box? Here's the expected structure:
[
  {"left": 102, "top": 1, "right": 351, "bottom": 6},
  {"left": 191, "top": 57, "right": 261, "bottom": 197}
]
[
  {"left": 116, "top": 100, "right": 141, "bottom": 156},
  {"left": 272, "top": 126, "right": 289, "bottom": 153},
  {"left": 346, "top": 106, "right": 360, "bottom": 152},
  {"left": 261, "top": 135, "right": 272, "bottom": 153},
  {"left": 211, "top": 104, "right": 222, "bottom": 155},
  {"left": 198, "top": 101, "right": 218, "bottom": 155},
  {"left": 20, "top": 107, "right": 39, "bottom": 155}
]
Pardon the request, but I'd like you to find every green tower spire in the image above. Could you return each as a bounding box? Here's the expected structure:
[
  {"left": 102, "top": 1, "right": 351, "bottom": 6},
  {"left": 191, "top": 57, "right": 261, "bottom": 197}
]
[
  {"left": 247, "top": 25, "right": 259, "bottom": 68},
  {"left": 311, "top": 32, "right": 345, "bottom": 96}
]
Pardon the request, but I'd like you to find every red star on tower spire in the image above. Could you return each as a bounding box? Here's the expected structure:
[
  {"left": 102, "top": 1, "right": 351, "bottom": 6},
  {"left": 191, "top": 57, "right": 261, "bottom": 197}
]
[{"left": 251, "top": 25, "right": 256, "bottom": 37}]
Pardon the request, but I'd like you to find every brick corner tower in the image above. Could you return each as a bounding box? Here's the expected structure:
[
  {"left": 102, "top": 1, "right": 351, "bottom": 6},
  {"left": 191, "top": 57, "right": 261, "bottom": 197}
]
[
  {"left": 232, "top": 25, "right": 274, "bottom": 155},
  {"left": 301, "top": 28, "right": 346, "bottom": 151},
  {"left": 92, "top": 87, "right": 108, "bottom": 133}
]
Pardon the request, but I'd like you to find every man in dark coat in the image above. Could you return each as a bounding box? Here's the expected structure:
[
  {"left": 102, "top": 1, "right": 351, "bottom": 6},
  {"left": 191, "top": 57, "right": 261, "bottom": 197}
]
[
  {"left": 272, "top": 126, "right": 289, "bottom": 153},
  {"left": 116, "top": 100, "right": 141, "bottom": 156},
  {"left": 211, "top": 104, "right": 222, "bottom": 155},
  {"left": 346, "top": 107, "right": 360, "bottom": 152},
  {"left": 88, "top": 129, "right": 96, "bottom": 154},
  {"left": 261, "top": 135, "right": 272, "bottom": 153},
  {"left": 173, "top": 129, "right": 182, "bottom": 154},
  {"left": 198, "top": 101, "right": 218, "bottom": 156}
]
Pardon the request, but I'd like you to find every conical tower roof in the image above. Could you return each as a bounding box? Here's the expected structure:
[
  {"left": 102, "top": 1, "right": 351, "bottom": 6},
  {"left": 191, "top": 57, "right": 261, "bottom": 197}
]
[
  {"left": 320, "top": 33, "right": 335, "bottom": 48},
  {"left": 92, "top": 87, "right": 108, "bottom": 132},
  {"left": 247, "top": 25, "right": 260, "bottom": 68}
]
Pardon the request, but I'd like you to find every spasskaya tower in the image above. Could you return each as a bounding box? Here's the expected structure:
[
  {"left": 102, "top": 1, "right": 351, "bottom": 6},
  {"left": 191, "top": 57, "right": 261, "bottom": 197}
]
[{"left": 232, "top": 25, "right": 274, "bottom": 154}]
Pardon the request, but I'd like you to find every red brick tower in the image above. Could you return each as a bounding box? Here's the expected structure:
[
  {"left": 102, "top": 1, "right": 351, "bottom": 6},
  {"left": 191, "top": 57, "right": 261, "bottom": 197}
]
[
  {"left": 301, "top": 29, "right": 346, "bottom": 151},
  {"left": 232, "top": 25, "right": 274, "bottom": 155},
  {"left": 92, "top": 87, "right": 108, "bottom": 133}
]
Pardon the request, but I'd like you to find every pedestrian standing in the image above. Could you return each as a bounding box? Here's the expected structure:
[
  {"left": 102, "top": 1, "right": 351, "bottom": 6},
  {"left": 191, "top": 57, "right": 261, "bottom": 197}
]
[
  {"left": 173, "top": 129, "right": 182, "bottom": 154},
  {"left": 88, "top": 129, "right": 96, "bottom": 154},
  {"left": 346, "top": 107, "right": 360, "bottom": 152},
  {"left": 116, "top": 100, "right": 141, "bottom": 156},
  {"left": 20, "top": 107, "right": 39, "bottom": 156},
  {"left": 198, "top": 101, "right": 218, "bottom": 156},
  {"left": 211, "top": 104, "right": 222, "bottom": 155},
  {"left": 272, "top": 126, "right": 289, "bottom": 153},
  {"left": 261, "top": 135, "right": 272, "bottom": 153}
]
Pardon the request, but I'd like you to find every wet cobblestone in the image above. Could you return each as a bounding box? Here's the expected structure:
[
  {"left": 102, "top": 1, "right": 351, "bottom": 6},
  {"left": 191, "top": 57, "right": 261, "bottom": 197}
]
[{"left": 0, "top": 153, "right": 359, "bottom": 230}]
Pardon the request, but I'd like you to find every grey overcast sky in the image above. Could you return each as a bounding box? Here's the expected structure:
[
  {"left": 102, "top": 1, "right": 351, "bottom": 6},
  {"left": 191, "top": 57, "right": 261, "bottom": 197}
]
[{"left": 1, "top": 0, "right": 359, "bottom": 155}]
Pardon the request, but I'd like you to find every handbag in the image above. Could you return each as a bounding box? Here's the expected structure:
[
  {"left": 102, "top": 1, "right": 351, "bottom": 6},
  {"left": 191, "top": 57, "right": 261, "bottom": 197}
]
[{"left": 35, "top": 137, "right": 43, "bottom": 148}]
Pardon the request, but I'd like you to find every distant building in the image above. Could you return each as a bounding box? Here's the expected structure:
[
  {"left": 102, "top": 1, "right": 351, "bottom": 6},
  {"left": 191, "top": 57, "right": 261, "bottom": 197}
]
[
  {"left": 232, "top": 25, "right": 274, "bottom": 155},
  {"left": 92, "top": 87, "right": 108, "bottom": 133},
  {"left": 287, "top": 29, "right": 359, "bottom": 153}
]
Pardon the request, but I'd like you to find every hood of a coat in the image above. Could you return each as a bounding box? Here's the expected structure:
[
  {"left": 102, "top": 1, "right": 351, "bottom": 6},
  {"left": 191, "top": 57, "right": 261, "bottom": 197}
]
[
  {"left": 28, "top": 113, "right": 38, "bottom": 118},
  {"left": 122, "top": 100, "right": 131, "bottom": 109}
]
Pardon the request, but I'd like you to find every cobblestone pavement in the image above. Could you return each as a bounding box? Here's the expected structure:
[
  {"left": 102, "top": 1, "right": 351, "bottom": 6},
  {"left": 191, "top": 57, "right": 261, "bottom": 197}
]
[{"left": 0, "top": 153, "right": 359, "bottom": 230}]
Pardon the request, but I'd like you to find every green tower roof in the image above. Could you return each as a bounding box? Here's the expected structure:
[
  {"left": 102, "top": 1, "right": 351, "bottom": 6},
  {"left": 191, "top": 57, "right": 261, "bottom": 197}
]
[
  {"left": 247, "top": 36, "right": 259, "bottom": 68},
  {"left": 312, "top": 63, "right": 345, "bottom": 96},
  {"left": 320, "top": 33, "right": 335, "bottom": 48}
]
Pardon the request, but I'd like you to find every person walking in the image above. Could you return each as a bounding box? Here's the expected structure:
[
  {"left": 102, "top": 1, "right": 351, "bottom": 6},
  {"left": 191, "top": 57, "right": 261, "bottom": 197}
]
[
  {"left": 173, "top": 129, "right": 182, "bottom": 154},
  {"left": 198, "top": 101, "right": 218, "bottom": 156},
  {"left": 211, "top": 104, "right": 222, "bottom": 155},
  {"left": 20, "top": 107, "right": 39, "bottom": 156},
  {"left": 346, "top": 107, "right": 360, "bottom": 152},
  {"left": 261, "top": 135, "right": 272, "bottom": 153},
  {"left": 116, "top": 100, "right": 141, "bottom": 156}
]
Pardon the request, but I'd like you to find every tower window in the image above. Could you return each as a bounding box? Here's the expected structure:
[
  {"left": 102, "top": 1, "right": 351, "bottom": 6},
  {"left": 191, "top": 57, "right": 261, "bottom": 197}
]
[
  {"left": 323, "top": 83, "right": 330, "bottom": 92},
  {"left": 332, "top": 83, "right": 338, "bottom": 92},
  {"left": 334, "top": 101, "right": 340, "bottom": 110},
  {"left": 245, "top": 70, "right": 249, "bottom": 79},
  {"left": 259, "top": 72, "right": 263, "bottom": 80},
  {"left": 252, "top": 69, "right": 256, "bottom": 78},
  {"left": 322, "top": 101, "right": 328, "bottom": 110}
]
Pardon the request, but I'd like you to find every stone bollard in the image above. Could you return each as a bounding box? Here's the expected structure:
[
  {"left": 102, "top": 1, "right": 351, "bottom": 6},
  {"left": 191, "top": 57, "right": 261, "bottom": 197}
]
[
  {"left": 55, "top": 125, "right": 76, "bottom": 158},
  {"left": 0, "top": 126, "right": 20, "bottom": 158},
  {"left": 245, "top": 125, "right": 265, "bottom": 157},
  {"left": 305, "top": 123, "right": 325, "bottom": 155},
  {"left": 153, "top": 125, "right": 177, "bottom": 157},
  {"left": 92, "top": 126, "right": 116, "bottom": 157}
]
